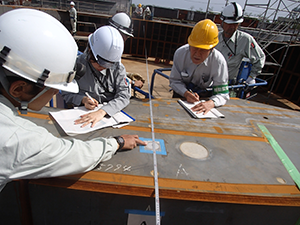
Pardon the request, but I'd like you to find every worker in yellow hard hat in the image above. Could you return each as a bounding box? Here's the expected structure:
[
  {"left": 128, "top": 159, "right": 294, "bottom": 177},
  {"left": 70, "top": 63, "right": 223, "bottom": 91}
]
[
  {"left": 169, "top": 19, "right": 229, "bottom": 115},
  {"left": 134, "top": 3, "right": 143, "bottom": 18}
]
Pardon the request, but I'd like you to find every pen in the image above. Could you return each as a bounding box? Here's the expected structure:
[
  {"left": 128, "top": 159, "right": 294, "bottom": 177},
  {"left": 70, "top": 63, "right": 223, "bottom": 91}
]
[
  {"left": 85, "top": 92, "right": 96, "bottom": 104},
  {"left": 188, "top": 89, "right": 200, "bottom": 101},
  {"left": 188, "top": 89, "right": 195, "bottom": 95}
]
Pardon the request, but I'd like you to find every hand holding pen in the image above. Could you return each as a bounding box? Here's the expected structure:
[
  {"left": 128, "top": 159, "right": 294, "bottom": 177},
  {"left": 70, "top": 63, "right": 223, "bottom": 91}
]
[
  {"left": 82, "top": 92, "right": 99, "bottom": 110},
  {"left": 184, "top": 89, "right": 199, "bottom": 103}
]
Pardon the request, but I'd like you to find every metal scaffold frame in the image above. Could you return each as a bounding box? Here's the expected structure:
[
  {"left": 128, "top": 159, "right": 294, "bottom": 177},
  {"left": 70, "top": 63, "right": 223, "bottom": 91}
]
[{"left": 242, "top": 0, "right": 300, "bottom": 98}]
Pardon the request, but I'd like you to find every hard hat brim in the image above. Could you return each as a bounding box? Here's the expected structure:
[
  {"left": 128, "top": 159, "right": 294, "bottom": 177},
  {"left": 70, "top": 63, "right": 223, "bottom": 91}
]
[
  {"left": 223, "top": 18, "right": 244, "bottom": 24},
  {"left": 46, "top": 79, "right": 79, "bottom": 93},
  {"left": 188, "top": 37, "right": 218, "bottom": 50},
  {"left": 120, "top": 29, "right": 134, "bottom": 37}
]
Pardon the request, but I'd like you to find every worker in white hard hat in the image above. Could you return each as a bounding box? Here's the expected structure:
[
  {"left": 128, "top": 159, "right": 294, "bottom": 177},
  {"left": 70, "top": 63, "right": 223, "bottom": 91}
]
[
  {"left": 143, "top": 6, "right": 151, "bottom": 20},
  {"left": 215, "top": 2, "right": 265, "bottom": 85},
  {"left": 62, "top": 26, "right": 132, "bottom": 128},
  {"left": 109, "top": 12, "right": 144, "bottom": 90},
  {"left": 0, "top": 9, "right": 146, "bottom": 192},
  {"left": 69, "top": 1, "right": 77, "bottom": 35},
  {"left": 109, "top": 12, "right": 134, "bottom": 41},
  {"left": 169, "top": 19, "right": 229, "bottom": 115}
]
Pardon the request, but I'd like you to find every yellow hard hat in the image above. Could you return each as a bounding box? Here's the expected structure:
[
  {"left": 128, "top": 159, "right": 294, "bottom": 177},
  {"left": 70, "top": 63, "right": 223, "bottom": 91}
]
[
  {"left": 138, "top": 3, "right": 142, "bottom": 7},
  {"left": 188, "top": 19, "right": 219, "bottom": 50}
]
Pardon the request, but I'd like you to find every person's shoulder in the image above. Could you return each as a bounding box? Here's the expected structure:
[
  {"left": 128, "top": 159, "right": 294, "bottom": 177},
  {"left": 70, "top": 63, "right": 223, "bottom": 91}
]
[
  {"left": 237, "top": 30, "right": 255, "bottom": 40},
  {"left": 216, "top": 32, "right": 224, "bottom": 46},
  {"left": 77, "top": 52, "right": 87, "bottom": 64},
  {"left": 176, "top": 44, "right": 189, "bottom": 52},
  {"left": 212, "top": 48, "right": 223, "bottom": 57},
  {"left": 111, "top": 61, "right": 126, "bottom": 73},
  {"left": 174, "top": 44, "right": 189, "bottom": 58},
  {"left": 211, "top": 48, "right": 226, "bottom": 62},
  {"left": 218, "top": 31, "right": 223, "bottom": 38},
  {"left": 0, "top": 95, "right": 18, "bottom": 119}
]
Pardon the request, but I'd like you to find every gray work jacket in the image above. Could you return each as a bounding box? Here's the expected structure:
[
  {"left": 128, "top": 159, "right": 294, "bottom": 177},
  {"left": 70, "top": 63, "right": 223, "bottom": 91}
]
[
  {"left": 169, "top": 44, "right": 229, "bottom": 107},
  {"left": 215, "top": 30, "right": 265, "bottom": 80},
  {"left": 62, "top": 51, "right": 131, "bottom": 116}
]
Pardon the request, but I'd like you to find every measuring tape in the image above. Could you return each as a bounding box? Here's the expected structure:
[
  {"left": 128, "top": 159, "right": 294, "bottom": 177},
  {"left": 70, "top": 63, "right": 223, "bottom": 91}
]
[{"left": 144, "top": 27, "right": 161, "bottom": 224}]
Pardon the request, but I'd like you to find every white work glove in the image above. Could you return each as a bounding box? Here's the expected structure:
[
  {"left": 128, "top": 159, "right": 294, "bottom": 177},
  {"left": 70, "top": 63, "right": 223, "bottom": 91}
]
[{"left": 246, "top": 76, "right": 256, "bottom": 85}]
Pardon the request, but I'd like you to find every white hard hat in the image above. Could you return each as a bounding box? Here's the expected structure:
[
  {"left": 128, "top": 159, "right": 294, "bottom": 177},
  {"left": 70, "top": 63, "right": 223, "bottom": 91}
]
[
  {"left": 88, "top": 26, "right": 124, "bottom": 68},
  {"left": 70, "top": 1, "right": 75, "bottom": 6},
  {"left": 0, "top": 8, "right": 79, "bottom": 93},
  {"left": 221, "top": 2, "right": 244, "bottom": 24},
  {"left": 109, "top": 12, "right": 134, "bottom": 37}
]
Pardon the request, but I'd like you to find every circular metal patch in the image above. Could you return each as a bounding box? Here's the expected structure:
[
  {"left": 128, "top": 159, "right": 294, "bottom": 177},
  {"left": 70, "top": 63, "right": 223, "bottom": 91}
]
[
  {"left": 276, "top": 177, "right": 286, "bottom": 184},
  {"left": 180, "top": 142, "right": 209, "bottom": 160}
]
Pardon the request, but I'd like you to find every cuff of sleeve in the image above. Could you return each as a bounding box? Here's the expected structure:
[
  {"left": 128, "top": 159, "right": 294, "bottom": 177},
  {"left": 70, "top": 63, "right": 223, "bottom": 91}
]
[
  {"left": 212, "top": 99, "right": 216, "bottom": 106},
  {"left": 109, "top": 137, "right": 119, "bottom": 154},
  {"left": 101, "top": 105, "right": 113, "bottom": 117},
  {"left": 75, "top": 95, "right": 85, "bottom": 106},
  {"left": 210, "top": 98, "right": 219, "bottom": 107}
]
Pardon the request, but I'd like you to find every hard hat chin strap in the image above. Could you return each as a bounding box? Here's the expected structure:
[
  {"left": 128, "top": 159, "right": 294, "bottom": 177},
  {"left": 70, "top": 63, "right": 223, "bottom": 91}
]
[
  {"left": 0, "top": 66, "right": 50, "bottom": 114},
  {"left": 36, "top": 69, "right": 50, "bottom": 88},
  {"left": 0, "top": 46, "right": 10, "bottom": 65},
  {"left": 0, "top": 66, "right": 28, "bottom": 114},
  {"left": 18, "top": 87, "right": 50, "bottom": 114},
  {"left": 0, "top": 46, "right": 53, "bottom": 114}
]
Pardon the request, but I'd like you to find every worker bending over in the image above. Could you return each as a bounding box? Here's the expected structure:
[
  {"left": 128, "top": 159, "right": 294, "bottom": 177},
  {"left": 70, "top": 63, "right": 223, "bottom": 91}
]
[
  {"left": 169, "top": 19, "right": 229, "bottom": 115},
  {"left": 62, "top": 26, "right": 131, "bottom": 128},
  {"left": 0, "top": 9, "right": 145, "bottom": 192}
]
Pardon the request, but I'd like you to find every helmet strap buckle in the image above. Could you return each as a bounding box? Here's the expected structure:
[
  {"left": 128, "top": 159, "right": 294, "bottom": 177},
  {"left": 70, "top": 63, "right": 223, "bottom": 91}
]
[
  {"left": 37, "top": 69, "right": 50, "bottom": 88},
  {"left": 0, "top": 46, "right": 11, "bottom": 66},
  {"left": 19, "top": 101, "right": 28, "bottom": 114}
]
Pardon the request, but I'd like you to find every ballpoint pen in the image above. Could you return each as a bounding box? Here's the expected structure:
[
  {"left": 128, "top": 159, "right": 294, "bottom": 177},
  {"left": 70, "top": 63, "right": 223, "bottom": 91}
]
[
  {"left": 188, "top": 89, "right": 195, "bottom": 96},
  {"left": 188, "top": 89, "right": 200, "bottom": 101},
  {"left": 85, "top": 92, "right": 96, "bottom": 104}
]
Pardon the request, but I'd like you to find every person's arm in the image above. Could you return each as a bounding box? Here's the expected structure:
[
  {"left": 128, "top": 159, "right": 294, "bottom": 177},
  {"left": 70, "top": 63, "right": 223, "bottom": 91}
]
[
  {"left": 209, "top": 50, "right": 230, "bottom": 107},
  {"left": 61, "top": 90, "right": 85, "bottom": 106},
  {"left": 169, "top": 48, "right": 190, "bottom": 97},
  {"left": 4, "top": 117, "right": 145, "bottom": 184},
  {"left": 75, "top": 63, "right": 131, "bottom": 128},
  {"left": 62, "top": 53, "right": 93, "bottom": 107},
  {"left": 74, "top": 9, "right": 77, "bottom": 21},
  {"left": 245, "top": 35, "right": 266, "bottom": 79}
]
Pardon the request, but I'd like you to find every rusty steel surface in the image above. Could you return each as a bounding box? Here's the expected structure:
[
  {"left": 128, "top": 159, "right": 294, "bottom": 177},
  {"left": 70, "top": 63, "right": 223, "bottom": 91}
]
[
  {"left": 92, "top": 98, "right": 299, "bottom": 183},
  {"left": 26, "top": 98, "right": 300, "bottom": 205}
]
